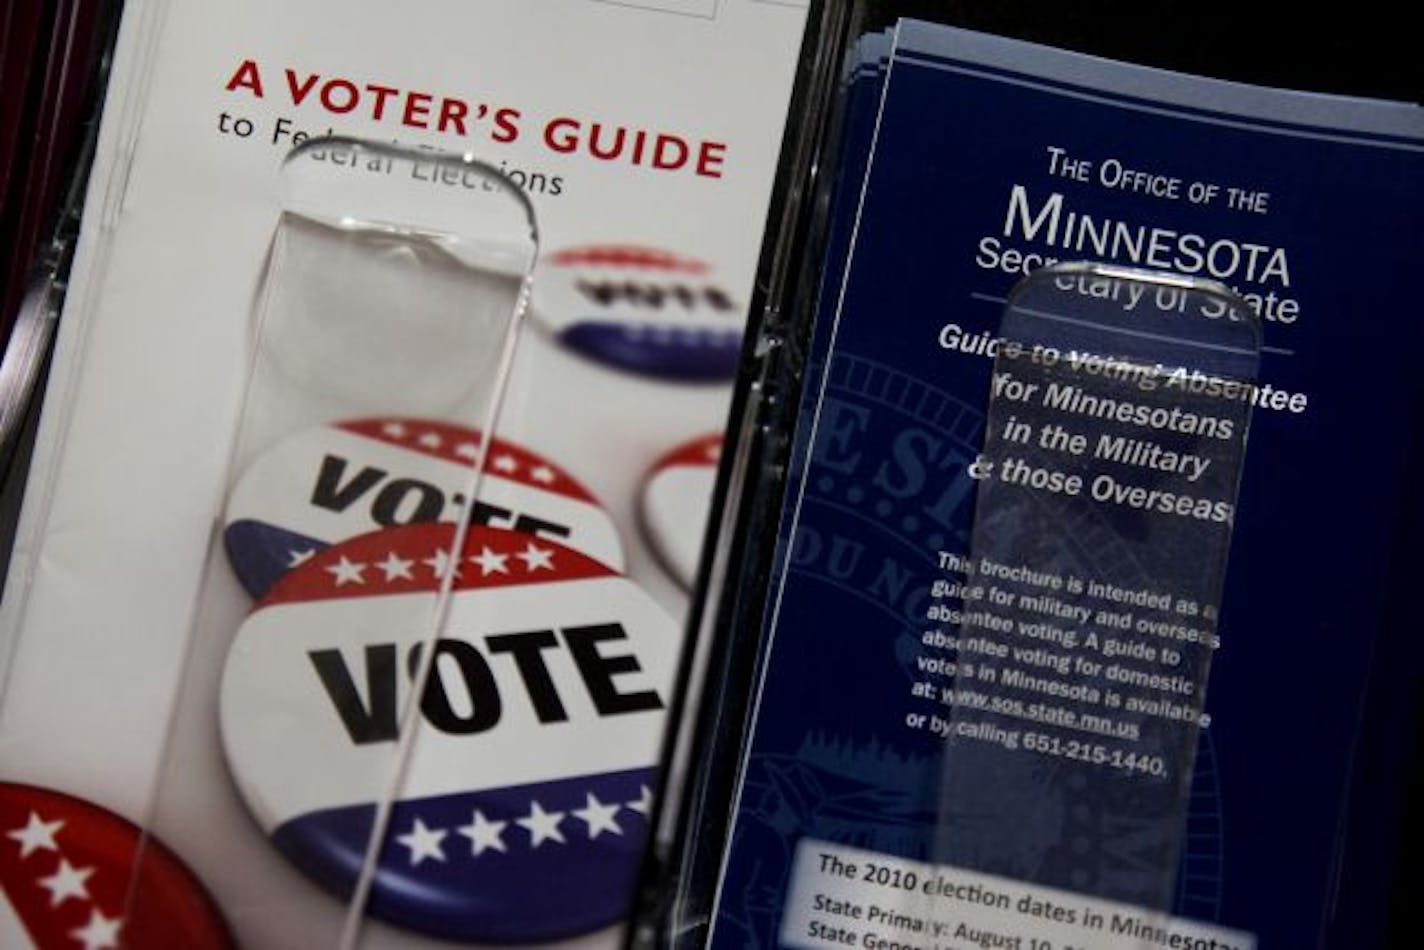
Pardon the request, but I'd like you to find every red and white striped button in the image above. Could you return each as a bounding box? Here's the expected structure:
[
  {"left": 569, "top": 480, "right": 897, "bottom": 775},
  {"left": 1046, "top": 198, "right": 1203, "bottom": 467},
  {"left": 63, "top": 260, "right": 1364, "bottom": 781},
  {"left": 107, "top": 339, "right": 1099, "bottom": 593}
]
[
  {"left": 223, "top": 417, "right": 624, "bottom": 598},
  {"left": 638, "top": 434, "right": 722, "bottom": 589},
  {"left": 1, "top": 783, "right": 232, "bottom": 949},
  {"left": 219, "top": 522, "right": 678, "bottom": 941},
  {"left": 531, "top": 244, "right": 745, "bottom": 381}
]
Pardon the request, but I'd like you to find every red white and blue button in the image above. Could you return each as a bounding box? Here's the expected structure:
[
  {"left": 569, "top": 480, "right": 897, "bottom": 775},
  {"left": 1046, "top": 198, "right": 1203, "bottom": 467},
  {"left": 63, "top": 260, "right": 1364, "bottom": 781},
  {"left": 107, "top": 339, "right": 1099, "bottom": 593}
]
[
  {"left": 639, "top": 434, "right": 722, "bottom": 589},
  {"left": 223, "top": 417, "right": 624, "bottom": 598},
  {"left": 1, "top": 782, "right": 233, "bottom": 949},
  {"left": 532, "top": 244, "right": 745, "bottom": 381},
  {"left": 219, "top": 522, "right": 676, "bottom": 942}
]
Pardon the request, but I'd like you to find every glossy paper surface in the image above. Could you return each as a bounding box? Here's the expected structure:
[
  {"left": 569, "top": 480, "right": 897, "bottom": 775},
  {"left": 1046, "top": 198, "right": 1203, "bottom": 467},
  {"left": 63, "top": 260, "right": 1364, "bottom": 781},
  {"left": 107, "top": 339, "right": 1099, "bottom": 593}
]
[{"left": 706, "top": 20, "right": 1424, "bottom": 950}]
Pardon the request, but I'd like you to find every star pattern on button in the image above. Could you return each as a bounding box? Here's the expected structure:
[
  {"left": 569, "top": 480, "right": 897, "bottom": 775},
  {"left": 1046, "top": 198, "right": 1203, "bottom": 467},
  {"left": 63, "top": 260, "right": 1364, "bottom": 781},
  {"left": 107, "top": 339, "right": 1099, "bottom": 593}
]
[
  {"left": 627, "top": 784, "right": 653, "bottom": 816},
  {"left": 4, "top": 809, "right": 127, "bottom": 948},
  {"left": 277, "top": 531, "right": 593, "bottom": 601},
  {"left": 376, "top": 552, "right": 414, "bottom": 582},
  {"left": 257, "top": 523, "right": 619, "bottom": 610},
  {"left": 422, "top": 549, "right": 462, "bottom": 581},
  {"left": 396, "top": 817, "right": 448, "bottom": 867},
  {"left": 469, "top": 546, "right": 510, "bottom": 576},
  {"left": 374, "top": 783, "right": 654, "bottom": 870},
  {"left": 550, "top": 245, "right": 708, "bottom": 273},
  {"left": 456, "top": 810, "right": 508, "bottom": 857},
  {"left": 7, "top": 811, "right": 63, "bottom": 858},
  {"left": 38, "top": 858, "right": 94, "bottom": 907},
  {"left": 516, "top": 801, "right": 566, "bottom": 849},
  {"left": 325, "top": 556, "right": 366, "bottom": 586},
  {"left": 572, "top": 793, "right": 622, "bottom": 839},
  {"left": 516, "top": 543, "right": 555, "bottom": 572},
  {"left": 618, "top": 326, "right": 738, "bottom": 347},
  {"left": 337, "top": 418, "right": 593, "bottom": 501},
  {"left": 71, "top": 908, "right": 123, "bottom": 950}
]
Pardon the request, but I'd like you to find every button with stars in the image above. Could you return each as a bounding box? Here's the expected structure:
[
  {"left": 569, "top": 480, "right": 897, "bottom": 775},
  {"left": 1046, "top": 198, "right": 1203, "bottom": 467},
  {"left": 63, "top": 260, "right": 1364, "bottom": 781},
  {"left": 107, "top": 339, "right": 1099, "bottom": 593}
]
[
  {"left": 530, "top": 244, "right": 746, "bottom": 381},
  {"left": 0, "top": 783, "right": 233, "bottom": 949},
  {"left": 219, "top": 522, "right": 676, "bottom": 942},
  {"left": 639, "top": 434, "right": 722, "bottom": 588},
  {"left": 223, "top": 417, "right": 624, "bottom": 598}
]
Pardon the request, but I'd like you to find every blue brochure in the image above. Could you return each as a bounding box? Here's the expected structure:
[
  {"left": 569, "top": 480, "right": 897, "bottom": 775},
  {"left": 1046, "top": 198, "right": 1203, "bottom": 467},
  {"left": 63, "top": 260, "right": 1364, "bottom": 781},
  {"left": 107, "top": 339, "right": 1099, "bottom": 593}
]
[{"left": 705, "top": 20, "right": 1424, "bottom": 950}]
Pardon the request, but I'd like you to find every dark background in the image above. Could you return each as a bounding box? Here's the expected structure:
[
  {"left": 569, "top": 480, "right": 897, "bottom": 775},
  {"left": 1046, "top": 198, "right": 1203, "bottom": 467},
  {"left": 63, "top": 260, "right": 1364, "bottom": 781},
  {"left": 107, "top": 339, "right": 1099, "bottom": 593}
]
[
  {"left": 863, "top": 1, "right": 1423, "bottom": 102},
  {"left": 1, "top": 0, "right": 113, "bottom": 343},
  {"left": 3, "top": 2, "right": 1422, "bottom": 945}
]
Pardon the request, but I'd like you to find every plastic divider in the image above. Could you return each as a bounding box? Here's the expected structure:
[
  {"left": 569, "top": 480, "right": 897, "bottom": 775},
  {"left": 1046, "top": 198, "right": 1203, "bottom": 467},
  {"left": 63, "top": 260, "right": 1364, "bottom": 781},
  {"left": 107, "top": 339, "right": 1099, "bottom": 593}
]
[{"left": 120, "top": 136, "right": 537, "bottom": 946}]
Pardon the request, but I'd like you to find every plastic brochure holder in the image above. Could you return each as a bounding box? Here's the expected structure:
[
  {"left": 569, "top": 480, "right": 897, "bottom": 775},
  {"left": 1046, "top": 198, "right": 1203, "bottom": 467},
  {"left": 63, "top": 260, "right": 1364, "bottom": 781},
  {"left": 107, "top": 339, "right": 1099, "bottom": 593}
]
[
  {"left": 118, "top": 137, "right": 536, "bottom": 945},
  {"left": 0, "top": 108, "right": 95, "bottom": 669},
  {"left": 637, "top": 267, "right": 1260, "bottom": 949},
  {"left": 627, "top": 6, "right": 884, "bottom": 941},
  {"left": 0, "top": 271, "right": 63, "bottom": 484},
  {"left": 631, "top": 6, "right": 1268, "bottom": 942},
  {"left": 930, "top": 263, "right": 1259, "bottom": 924}
]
